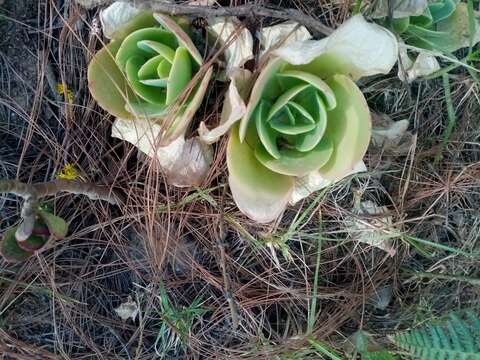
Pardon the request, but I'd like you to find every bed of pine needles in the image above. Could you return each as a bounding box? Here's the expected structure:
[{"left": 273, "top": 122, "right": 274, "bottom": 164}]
[{"left": 0, "top": 0, "right": 479, "bottom": 359}]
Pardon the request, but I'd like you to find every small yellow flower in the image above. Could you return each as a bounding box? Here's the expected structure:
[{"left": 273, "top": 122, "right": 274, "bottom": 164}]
[
  {"left": 56, "top": 163, "right": 84, "bottom": 181},
  {"left": 56, "top": 83, "right": 74, "bottom": 103}
]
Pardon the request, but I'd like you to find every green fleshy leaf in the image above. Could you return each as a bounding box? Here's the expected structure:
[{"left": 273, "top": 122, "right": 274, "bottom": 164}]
[
  {"left": 115, "top": 28, "right": 177, "bottom": 71},
  {"left": 255, "top": 138, "right": 333, "bottom": 177},
  {"left": 269, "top": 117, "right": 316, "bottom": 135},
  {"left": 318, "top": 74, "right": 371, "bottom": 181},
  {"left": 392, "top": 17, "right": 410, "bottom": 34},
  {"left": 406, "top": 3, "right": 480, "bottom": 52},
  {"left": 138, "top": 55, "right": 164, "bottom": 79},
  {"left": 240, "top": 58, "right": 285, "bottom": 142},
  {"left": 410, "top": 6, "right": 433, "bottom": 27},
  {"left": 157, "top": 59, "right": 172, "bottom": 78},
  {"left": 162, "top": 66, "right": 213, "bottom": 142},
  {"left": 137, "top": 40, "right": 175, "bottom": 63},
  {"left": 227, "top": 124, "right": 294, "bottom": 224},
  {"left": 287, "top": 102, "right": 315, "bottom": 124},
  {"left": 0, "top": 227, "right": 33, "bottom": 262},
  {"left": 126, "top": 102, "right": 169, "bottom": 118},
  {"left": 38, "top": 210, "right": 68, "bottom": 239},
  {"left": 277, "top": 70, "right": 336, "bottom": 110},
  {"left": 126, "top": 56, "right": 166, "bottom": 104},
  {"left": 88, "top": 41, "right": 135, "bottom": 119},
  {"left": 139, "top": 78, "right": 168, "bottom": 87},
  {"left": 294, "top": 93, "right": 328, "bottom": 152},
  {"left": 166, "top": 47, "right": 192, "bottom": 105},
  {"left": 267, "top": 84, "right": 310, "bottom": 121},
  {"left": 255, "top": 100, "right": 280, "bottom": 159},
  {"left": 153, "top": 14, "right": 203, "bottom": 66},
  {"left": 429, "top": 0, "right": 456, "bottom": 23}
]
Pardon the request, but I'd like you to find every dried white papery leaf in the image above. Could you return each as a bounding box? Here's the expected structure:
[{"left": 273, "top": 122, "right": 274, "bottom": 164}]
[
  {"left": 258, "top": 22, "right": 312, "bottom": 58},
  {"left": 371, "top": 0, "right": 428, "bottom": 18},
  {"left": 372, "top": 119, "right": 410, "bottom": 148},
  {"left": 199, "top": 68, "right": 252, "bottom": 144},
  {"left": 114, "top": 297, "right": 139, "bottom": 321},
  {"left": 398, "top": 45, "right": 440, "bottom": 83},
  {"left": 290, "top": 161, "right": 367, "bottom": 204},
  {"left": 100, "top": 2, "right": 142, "bottom": 39},
  {"left": 209, "top": 17, "right": 254, "bottom": 72},
  {"left": 112, "top": 118, "right": 213, "bottom": 187},
  {"left": 371, "top": 113, "right": 414, "bottom": 154},
  {"left": 274, "top": 15, "right": 398, "bottom": 80},
  {"left": 346, "top": 200, "right": 397, "bottom": 256}
]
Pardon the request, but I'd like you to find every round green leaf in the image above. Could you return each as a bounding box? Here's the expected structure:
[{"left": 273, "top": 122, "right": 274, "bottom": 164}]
[
  {"left": 255, "top": 138, "right": 333, "bottom": 177},
  {"left": 0, "top": 227, "right": 33, "bottom": 262},
  {"left": 318, "top": 74, "right": 371, "bottom": 181},
  {"left": 38, "top": 210, "right": 68, "bottom": 239},
  {"left": 88, "top": 41, "right": 135, "bottom": 119},
  {"left": 166, "top": 47, "right": 192, "bottom": 105},
  {"left": 227, "top": 125, "right": 294, "bottom": 223}
]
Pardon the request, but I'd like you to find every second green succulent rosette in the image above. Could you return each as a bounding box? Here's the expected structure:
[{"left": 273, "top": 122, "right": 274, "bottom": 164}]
[
  {"left": 385, "top": 0, "right": 480, "bottom": 53},
  {"left": 226, "top": 15, "right": 398, "bottom": 223}
]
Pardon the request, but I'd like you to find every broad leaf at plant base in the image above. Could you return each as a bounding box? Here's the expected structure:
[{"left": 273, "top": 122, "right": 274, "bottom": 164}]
[{"left": 227, "top": 15, "right": 398, "bottom": 223}]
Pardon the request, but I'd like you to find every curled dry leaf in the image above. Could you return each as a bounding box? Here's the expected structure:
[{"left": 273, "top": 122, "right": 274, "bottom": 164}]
[
  {"left": 371, "top": 113, "right": 413, "bottom": 154},
  {"left": 100, "top": 2, "right": 143, "bottom": 39},
  {"left": 112, "top": 118, "right": 212, "bottom": 187},
  {"left": 258, "top": 22, "right": 312, "bottom": 58},
  {"left": 209, "top": 17, "right": 254, "bottom": 72},
  {"left": 273, "top": 15, "right": 398, "bottom": 80},
  {"left": 398, "top": 45, "right": 440, "bottom": 82},
  {"left": 114, "top": 297, "right": 139, "bottom": 321},
  {"left": 199, "top": 68, "right": 252, "bottom": 144},
  {"left": 346, "top": 200, "right": 397, "bottom": 257},
  {"left": 290, "top": 161, "right": 367, "bottom": 205}
]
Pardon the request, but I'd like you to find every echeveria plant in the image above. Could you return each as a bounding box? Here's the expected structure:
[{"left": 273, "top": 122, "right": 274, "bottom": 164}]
[
  {"left": 88, "top": 11, "right": 212, "bottom": 143},
  {"left": 385, "top": 0, "right": 480, "bottom": 53},
  {"left": 226, "top": 16, "right": 398, "bottom": 223}
]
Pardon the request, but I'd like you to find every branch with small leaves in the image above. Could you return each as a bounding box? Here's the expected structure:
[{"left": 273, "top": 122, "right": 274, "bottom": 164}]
[{"left": 0, "top": 179, "right": 123, "bottom": 262}]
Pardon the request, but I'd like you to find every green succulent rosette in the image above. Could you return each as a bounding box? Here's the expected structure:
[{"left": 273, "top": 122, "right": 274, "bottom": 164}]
[
  {"left": 88, "top": 12, "right": 213, "bottom": 143},
  {"left": 226, "top": 15, "right": 398, "bottom": 223},
  {"left": 387, "top": 0, "right": 480, "bottom": 53}
]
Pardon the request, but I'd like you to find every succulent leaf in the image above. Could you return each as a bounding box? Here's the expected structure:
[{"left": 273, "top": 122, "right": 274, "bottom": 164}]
[
  {"left": 227, "top": 125, "right": 294, "bottom": 224},
  {"left": 0, "top": 227, "right": 34, "bottom": 262},
  {"left": 38, "top": 210, "right": 68, "bottom": 239},
  {"left": 88, "top": 41, "right": 135, "bottom": 119}
]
